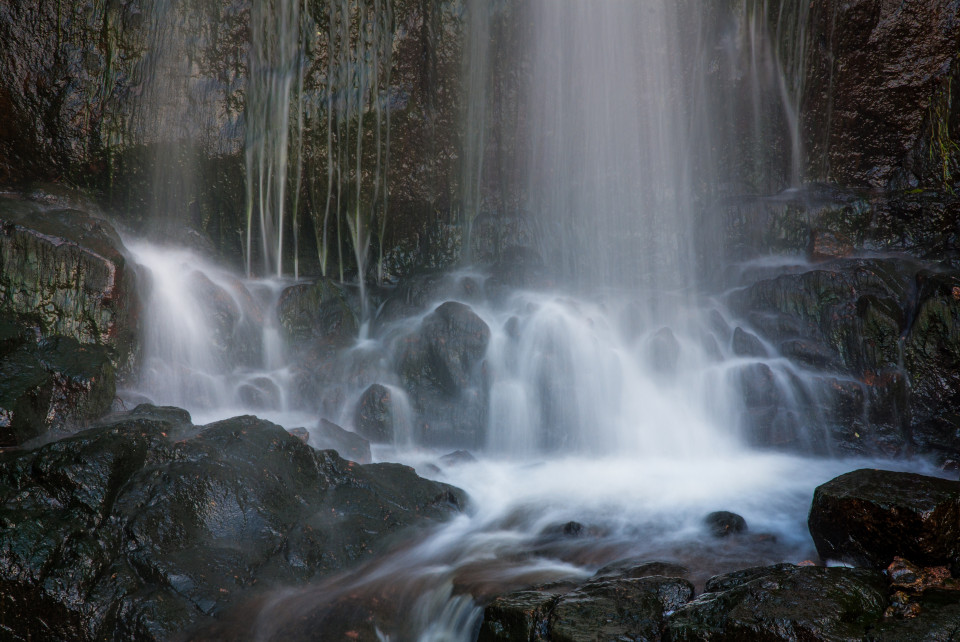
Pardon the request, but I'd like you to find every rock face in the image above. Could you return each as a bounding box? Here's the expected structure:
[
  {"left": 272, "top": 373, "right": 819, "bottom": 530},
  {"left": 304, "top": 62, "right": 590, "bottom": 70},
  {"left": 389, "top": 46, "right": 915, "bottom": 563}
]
[
  {"left": 0, "top": 0, "right": 475, "bottom": 278},
  {"left": 726, "top": 251, "right": 960, "bottom": 457},
  {"left": 808, "top": 469, "right": 960, "bottom": 570},
  {"left": 0, "top": 404, "right": 465, "bottom": 641},
  {"left": 666, "top": 564, "right": 888, "bottom": 641},
  {"left": 800, "top": 0, "right": 960, "bottom": 190}
]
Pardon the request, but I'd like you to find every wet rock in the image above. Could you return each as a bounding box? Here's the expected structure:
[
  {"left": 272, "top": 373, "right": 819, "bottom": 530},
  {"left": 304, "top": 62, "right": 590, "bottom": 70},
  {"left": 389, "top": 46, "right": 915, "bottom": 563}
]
[
  {"left": 479, "top": 588, "right": 560, "bottom": 641},
  {"left": 704, "top": 511, "right": 748, "bottom": 538},
  {"left": 0, "top": 349, "right": 51, "bottom": 446},
  {"left": 0, "top": 201, "right": 138, "bottom": 371},
  {"left": 736, "top": 363, "right": 779, "bottom": 410},
  {"left": 667, "top": 565, "right": 888, "bottom": 641},
  {"left": 186, "top": 271, "right": 263, "bottom": 368},
  {"left": 354, "top": 383, "right": 396, "bottom": 443},
  {"left": 237, "top": 376, "right": 282, "bottom": 410},
  {"left": 904, "top": 271, "right": 960, "bottom": 459},
  {"left": 314, "top": 418, "right": 371, "bottom": 464},
  {"left": 550, "top": 576, "right": 693, "bottom": 642},
  {"left": 277, "top": 278, "right": 358, "bottom": 347},
  {"left": 885, "top": 557, "right": 959, "bottom": 595},
  {"left": 800, "top": 0, "right": 960, "bottom": 189},
  {"left": 778, "top": 338, "right": 840, "bottom": 370},
  {"left": 0, "top": 404, "right": 464, "bottom": 641},
  {"left": 395, "top": 301, "right": 491, "bottom": 447},
  {"left": 541, "top": 521, "right": 585, "bottom": 540},
  {"left": 0, "top": 330, "right": 115, "bottom": 447},
  {"left": 731, "top": 327, "right": 766, "bottom": 358},
  {"left": 478, "top": 574, "right": 694, "bottom": 642},
  {"left": 288, "top": 427, "right": 310, "bottom": 443},
  {"left": 808, "top": 229, "right": 854, "bottom": 262},
  {"left": 808, "top": 469, "right": 960, "bottom": 570},
  {"left": 873, "top": 589, "right": 960, "bottom": 640},
  {"left": 730, "top": 259, "right": 911, "bottom": 376}
]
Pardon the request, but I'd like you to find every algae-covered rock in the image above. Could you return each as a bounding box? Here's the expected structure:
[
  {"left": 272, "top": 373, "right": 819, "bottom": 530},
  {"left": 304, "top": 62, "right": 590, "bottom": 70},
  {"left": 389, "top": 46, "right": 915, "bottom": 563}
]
[
  {"left": 0, "top": 198, "right": 138, "bottom": 368},
  {"left": 0, "top": 404, "right": 465, "bottom": 641}
]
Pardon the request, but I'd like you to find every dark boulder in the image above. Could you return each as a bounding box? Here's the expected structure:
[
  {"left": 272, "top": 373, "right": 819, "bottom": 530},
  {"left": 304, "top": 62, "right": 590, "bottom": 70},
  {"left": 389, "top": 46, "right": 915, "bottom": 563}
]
[
  {"left": 395, "top": 301, "right": 491, "bottom": 447},
  {"left": 0, "top": 404, "right": 464, "bottom": 641},
  {"left": 808, "top": 469, "right": 960, "bottom": 570},
  {"left": 277, "top": 278, "right": 358, "bottom": 347},
  {"left": 704, "top": 511, "right": 748, "bottom": 538},
  {"left": 438, "top": 449, "right": 478, "bottom": 468},
  {"left": 354, "top": 383, "right": 397, "bottom": 443},
  {"left": 593, "top": 560, "right": 689, "bottom": 581},
  {"left": 666, "top": 564, "right": 888, "bottom": 641}
]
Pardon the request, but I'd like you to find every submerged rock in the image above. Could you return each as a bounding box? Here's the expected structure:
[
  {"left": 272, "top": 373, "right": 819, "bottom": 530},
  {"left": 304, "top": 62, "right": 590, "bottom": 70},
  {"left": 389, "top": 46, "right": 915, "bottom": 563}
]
[
  {"left": 808, "top": 469, "right": 960, "bottom": 570},
  {"left": 704, "top": 511, "right": 748, "bottom": 538},
  {"left": 0, "top": 404, "right": 464, "bottom": 641}
]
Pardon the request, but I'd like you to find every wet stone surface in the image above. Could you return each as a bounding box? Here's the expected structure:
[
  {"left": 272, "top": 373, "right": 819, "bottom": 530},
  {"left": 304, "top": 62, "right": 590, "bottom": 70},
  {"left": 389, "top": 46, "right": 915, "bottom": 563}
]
[{"left": 0, "top": 404, "right": 465, "bottom": 641}]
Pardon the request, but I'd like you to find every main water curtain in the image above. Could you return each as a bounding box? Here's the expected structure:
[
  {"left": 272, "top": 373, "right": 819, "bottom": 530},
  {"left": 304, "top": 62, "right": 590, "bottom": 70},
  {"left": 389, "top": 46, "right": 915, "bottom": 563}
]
[{"left": 457, "top": 0, "right": 812, "bottom": 293}]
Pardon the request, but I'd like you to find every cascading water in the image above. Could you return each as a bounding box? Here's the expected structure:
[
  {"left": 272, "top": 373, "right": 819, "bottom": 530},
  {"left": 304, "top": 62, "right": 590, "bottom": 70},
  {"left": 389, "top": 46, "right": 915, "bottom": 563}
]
[{"left": 116, "top": 0, "right": 939, "bottom": 640}]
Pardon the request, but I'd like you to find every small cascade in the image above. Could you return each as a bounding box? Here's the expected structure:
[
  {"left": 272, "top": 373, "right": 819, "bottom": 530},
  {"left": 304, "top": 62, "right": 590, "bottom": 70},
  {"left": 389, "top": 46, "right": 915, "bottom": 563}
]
[
  {"left": 245, "top": 0, "right": 308, "bottom": 277},
  {"left": 481, "top": 293, "right": 740, "bottom": 457},
  {"left": 125, "top": 240, "right": 312, "bottom": 428}
]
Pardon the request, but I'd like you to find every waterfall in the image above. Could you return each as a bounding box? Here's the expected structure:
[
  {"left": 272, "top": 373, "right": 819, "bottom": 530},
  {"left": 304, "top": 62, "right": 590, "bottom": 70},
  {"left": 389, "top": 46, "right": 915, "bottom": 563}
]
[{"left": 113, "top": 1, "right": 932, "bottom": 639}]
